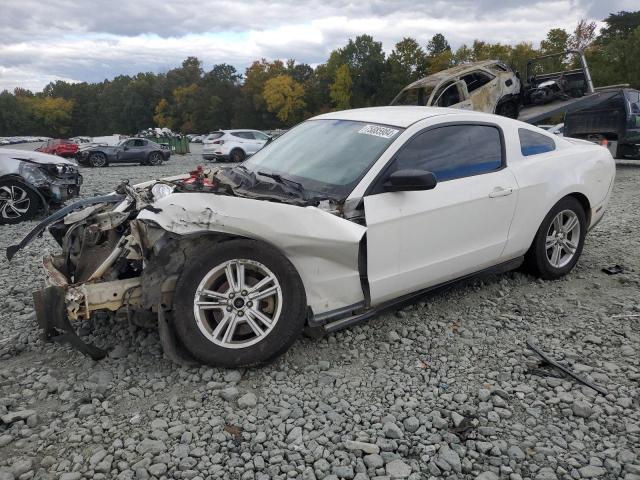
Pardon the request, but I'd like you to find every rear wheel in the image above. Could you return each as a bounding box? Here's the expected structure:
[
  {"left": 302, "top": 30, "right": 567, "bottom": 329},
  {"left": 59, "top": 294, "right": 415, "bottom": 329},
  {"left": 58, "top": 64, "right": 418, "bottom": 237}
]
[
  {"left": 89, "top": 152, "right": 107, "bottom": 167},
  {"left": 148, "top": 152, "right": 163, "bottom": 166},
  {"left": 525, "top": 197, "right": 586, "bottom": 279},
  {"left": 0, "top": 180, "right": 40, "bottom": 224},
  {"left": 230, "top": 149, "right": 245, "bottom": 163},
  {"left": 173, "top": 239, "right": 307, "bottom": 367},
  {"left": 496, "top": 100, "right": 519, "bottom": 119}
]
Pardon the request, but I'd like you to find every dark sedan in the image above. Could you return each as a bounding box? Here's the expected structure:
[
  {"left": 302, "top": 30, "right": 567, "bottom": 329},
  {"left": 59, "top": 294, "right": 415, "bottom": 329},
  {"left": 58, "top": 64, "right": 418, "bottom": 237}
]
[
  {"left": 0, "top": 149, "right": 82, "bottom": 224},
  {"left": 76, "top": 138, "right": 171, "bottom": 167}
]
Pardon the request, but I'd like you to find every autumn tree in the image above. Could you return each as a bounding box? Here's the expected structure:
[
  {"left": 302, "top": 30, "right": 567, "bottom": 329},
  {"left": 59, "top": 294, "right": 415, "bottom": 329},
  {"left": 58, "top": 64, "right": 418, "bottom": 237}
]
[
  {"left": 153, "top": 98, "right": 173, "bottom": 129},
  {"left": 569, "top": 19, "right": 597, "bottom": 50},
  {"left": 262, "top": 75, "right": 306, "bottom": 124}
]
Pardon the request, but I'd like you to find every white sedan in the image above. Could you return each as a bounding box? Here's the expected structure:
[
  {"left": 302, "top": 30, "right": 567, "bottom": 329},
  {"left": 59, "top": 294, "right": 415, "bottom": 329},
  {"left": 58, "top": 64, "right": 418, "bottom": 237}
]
[{"left": 12, "top": 107, "right": 615, "bottom": 367}]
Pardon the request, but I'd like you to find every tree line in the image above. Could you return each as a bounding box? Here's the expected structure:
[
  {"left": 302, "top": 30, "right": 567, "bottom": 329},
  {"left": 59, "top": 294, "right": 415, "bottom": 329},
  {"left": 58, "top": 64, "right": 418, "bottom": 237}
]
[{"left": 0, "top": 11, "right": 638, "bottom": 137}]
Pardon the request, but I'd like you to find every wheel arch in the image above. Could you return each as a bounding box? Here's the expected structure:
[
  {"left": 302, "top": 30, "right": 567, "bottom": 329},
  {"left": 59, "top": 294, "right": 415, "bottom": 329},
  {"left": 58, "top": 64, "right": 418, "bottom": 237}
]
[
  {"left": 139, "top": 230, "right": 307, "bottom": 311},
  {"left": 524, "top": 192, "right": 591, "bottom": 256},
  {"left": 566, "top": 192, "right": 592, "bottom": 226}
]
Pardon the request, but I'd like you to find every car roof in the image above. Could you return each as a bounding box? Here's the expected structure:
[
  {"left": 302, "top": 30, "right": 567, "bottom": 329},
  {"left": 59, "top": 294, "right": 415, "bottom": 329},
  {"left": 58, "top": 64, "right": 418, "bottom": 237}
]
[
  {"left": 403, "top": 60, "right": 506, "bottom": 90},
  {"left": 311, "top": 106, "right": 476, "bottom": 128}
]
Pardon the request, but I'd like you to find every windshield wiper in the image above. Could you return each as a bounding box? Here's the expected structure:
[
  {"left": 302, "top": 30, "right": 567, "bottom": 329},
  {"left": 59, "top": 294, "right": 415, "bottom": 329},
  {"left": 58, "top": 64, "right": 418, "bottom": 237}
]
[{"left": 256, "top": 171, "right": 306, "bottom": 196}]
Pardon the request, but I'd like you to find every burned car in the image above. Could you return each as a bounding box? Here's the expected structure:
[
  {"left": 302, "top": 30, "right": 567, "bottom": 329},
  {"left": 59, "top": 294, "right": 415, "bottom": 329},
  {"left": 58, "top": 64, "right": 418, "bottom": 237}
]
[
  {"left": 9, "top": 107, "right": 615, "bottom": 367},
  {"left": 0, "top": 149, "right": 82, "bottom": 224},
  {"left": 391, "top": 60, "right": 522, "bottom": 118},
  {"left": 77, "top": 138, "right": 171, "bottom": 167}
]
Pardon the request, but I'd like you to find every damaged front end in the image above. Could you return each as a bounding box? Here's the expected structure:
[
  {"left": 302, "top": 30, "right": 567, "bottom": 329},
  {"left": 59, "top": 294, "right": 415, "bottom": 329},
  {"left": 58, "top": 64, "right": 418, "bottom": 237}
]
[
  {"left": 11, "top": 170, "right": 210, "bottom": 359},
  {"left": 10, "top": 165, "right": 366, "bottom": 362}
]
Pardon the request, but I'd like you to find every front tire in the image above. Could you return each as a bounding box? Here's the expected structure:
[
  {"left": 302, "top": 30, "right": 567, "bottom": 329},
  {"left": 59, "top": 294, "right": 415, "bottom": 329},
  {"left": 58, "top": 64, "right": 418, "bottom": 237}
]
[
  {"left": 173, "top": 239, "right": 307, "bottom": 367},
  {"left": 0, "top": 180, "right": 40, "bottom": 224},
  {"left": 525, "top": 196, "right": 586, "bottom": 280}
]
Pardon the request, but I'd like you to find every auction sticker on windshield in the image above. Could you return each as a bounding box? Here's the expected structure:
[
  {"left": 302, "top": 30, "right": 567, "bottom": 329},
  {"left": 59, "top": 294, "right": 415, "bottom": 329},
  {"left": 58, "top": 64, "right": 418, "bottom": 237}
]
[{"left": 358, "top": 124, "right": 399, "bottom": 139}]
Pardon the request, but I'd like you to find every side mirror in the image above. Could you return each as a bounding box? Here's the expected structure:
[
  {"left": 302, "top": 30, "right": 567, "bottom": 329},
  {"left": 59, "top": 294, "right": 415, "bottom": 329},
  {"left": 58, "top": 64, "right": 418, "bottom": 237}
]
[
  {"left": 384, "top": 169, "right": 437, "bottom": 192},
  {"left": 123, "top": 146, "right": 129, "bottom": 150}
]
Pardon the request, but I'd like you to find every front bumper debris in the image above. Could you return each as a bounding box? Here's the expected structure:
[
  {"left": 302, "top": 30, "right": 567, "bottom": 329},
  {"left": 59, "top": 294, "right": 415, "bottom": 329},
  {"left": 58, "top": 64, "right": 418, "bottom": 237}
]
[{"left": 32, "top": 285, "right": 107, "bottom": 360}]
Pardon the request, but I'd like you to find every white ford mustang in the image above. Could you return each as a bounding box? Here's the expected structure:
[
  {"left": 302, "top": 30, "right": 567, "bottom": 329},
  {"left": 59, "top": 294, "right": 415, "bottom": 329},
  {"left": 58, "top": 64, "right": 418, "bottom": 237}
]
[{"left": 11, "top": 107, "right": 615, "bottom": 367}]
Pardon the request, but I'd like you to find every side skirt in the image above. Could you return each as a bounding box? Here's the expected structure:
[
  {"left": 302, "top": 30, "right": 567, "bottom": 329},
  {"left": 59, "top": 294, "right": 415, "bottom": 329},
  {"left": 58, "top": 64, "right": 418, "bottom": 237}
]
[{"left": 321, "top": 256, "right": 524, "bottom": 334}]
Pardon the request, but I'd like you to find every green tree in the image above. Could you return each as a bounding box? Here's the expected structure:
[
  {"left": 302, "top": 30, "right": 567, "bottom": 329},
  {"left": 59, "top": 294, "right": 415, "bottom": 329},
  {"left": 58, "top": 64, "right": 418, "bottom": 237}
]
[
  {"left": 336, "top": 35, "right": 387, "bottom": 106},
  {"left": 426, "top": 34, "right": 453, "bottom": 73},
  {"left": 383, "top": 38, "right": 428, "bottom": 101},
  {"left": 426, "top": 33, "right": 451, "bottom": 56},
  {"left": 329, "top": 64, "right": 352, "bottom": 110}
]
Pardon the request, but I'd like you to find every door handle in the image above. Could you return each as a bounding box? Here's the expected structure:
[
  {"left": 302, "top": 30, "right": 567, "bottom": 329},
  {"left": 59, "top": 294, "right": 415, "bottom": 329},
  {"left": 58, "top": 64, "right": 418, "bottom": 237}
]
[{"left": 489, "top": 187, "right": 513, "bottom": 198}]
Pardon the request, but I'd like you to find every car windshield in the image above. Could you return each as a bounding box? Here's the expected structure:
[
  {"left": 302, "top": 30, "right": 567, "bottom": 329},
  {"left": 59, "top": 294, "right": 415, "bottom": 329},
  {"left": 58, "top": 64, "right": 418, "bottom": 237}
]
[
  {"left": 392, "top": 85, "right": 436, "bottom": 106},
  {"left": 243, "top": 119, "right": 402, "bottom": 198}
]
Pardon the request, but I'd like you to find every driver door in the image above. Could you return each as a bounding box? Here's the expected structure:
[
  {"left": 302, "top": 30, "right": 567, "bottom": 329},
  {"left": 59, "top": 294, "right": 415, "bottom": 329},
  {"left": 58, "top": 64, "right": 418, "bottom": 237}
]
[
  {"left": 364, "top": 123, "right": 518, "bottom": 305},
  {"left": 120, "top": 139, "right": 146, "bottom": 161},
  {"left": 431, "top": 81, "right": 472, "bottom": 110}
]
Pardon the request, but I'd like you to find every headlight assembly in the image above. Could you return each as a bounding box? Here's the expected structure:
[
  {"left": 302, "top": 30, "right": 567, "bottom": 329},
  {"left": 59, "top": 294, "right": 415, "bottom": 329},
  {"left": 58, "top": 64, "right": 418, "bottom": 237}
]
[
  {"left": 18, "top": 162, "right": 50, "bottom": 186},
  {"left": 151, "top": 183, "right": 175, "bottom": 201}
]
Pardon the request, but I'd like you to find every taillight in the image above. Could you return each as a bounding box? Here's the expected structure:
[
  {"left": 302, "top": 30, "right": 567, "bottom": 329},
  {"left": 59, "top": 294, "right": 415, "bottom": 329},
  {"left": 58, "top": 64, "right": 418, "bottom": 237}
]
[{"left": 600, "top": 138, "right": 608, "bottom": 147}]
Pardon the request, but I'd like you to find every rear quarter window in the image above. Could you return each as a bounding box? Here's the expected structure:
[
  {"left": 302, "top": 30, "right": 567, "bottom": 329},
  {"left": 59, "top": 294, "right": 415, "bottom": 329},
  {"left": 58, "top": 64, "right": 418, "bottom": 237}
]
[{"left": 519, "top": 129, "right": 556, "bottom": 156}]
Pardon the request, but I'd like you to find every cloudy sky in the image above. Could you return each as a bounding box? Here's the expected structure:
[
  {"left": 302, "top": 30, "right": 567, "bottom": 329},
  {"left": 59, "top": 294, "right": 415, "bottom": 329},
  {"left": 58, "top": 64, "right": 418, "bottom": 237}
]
[{"left": 0, "top": 0, "right": 635, "bottom": 92}]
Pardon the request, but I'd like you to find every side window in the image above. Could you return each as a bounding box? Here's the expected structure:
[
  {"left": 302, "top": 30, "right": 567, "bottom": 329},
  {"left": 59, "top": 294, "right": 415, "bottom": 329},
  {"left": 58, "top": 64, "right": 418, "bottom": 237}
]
[
  {"left": 519, "top": 129, "right": 556, "bottom": 156},
  {"left": 460, "top": 71, "right": 494, "bottom": 93},
  {"left": 434, "top": 82, "right": 461, "bottom": 107},
  {"left": 232, "top": 132, "right": 251, "bottom": 139},
  {"left": 133, "top": 139, "right": 145, "bottom": 147},
  {"left": 392, "top": 124, "right": 503, "bottom": 182},
  {"left": 253, "top": 131, "right": 269, "bottom": 141}
]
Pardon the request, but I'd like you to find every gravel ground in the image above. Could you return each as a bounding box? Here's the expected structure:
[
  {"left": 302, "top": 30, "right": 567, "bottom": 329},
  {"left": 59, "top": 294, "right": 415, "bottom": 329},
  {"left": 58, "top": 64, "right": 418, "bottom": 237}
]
[{"left": 0, "top": 143, "right": 638, "bottom": 480}]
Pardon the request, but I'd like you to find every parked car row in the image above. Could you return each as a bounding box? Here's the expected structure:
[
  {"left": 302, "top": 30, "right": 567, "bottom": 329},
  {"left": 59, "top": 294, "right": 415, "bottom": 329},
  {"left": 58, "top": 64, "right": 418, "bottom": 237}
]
[{"left": 0, "top": 136, "right": 50, "bottom": 146}]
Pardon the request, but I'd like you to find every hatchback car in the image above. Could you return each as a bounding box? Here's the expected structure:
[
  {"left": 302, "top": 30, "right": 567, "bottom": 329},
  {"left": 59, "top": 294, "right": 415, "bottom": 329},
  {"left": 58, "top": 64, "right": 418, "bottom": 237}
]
[
  {"left": 11, "top": 107, "right": 614, "bottom": 366},
  {"left": 202, "top": 130, "right": 271, "bottom": 162},
  {"left": 0, "top": 149, "right": 82, "bottom": 224}
]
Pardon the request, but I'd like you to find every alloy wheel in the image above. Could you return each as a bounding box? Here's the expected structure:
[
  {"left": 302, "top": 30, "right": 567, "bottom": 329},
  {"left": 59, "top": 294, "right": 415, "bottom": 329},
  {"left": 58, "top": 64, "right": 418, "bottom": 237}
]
[
  {"left": 0, "top": 185, "right": 31, "bottom": 220},
  {"left": 546, "top": 209, "right": 580, "bottom": 268},
  {"left": 90, "top": 153, "right": 106, "bottom": 167},
  {"left": 193, "top": 259, "right": 283, "bottom": 349}
]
